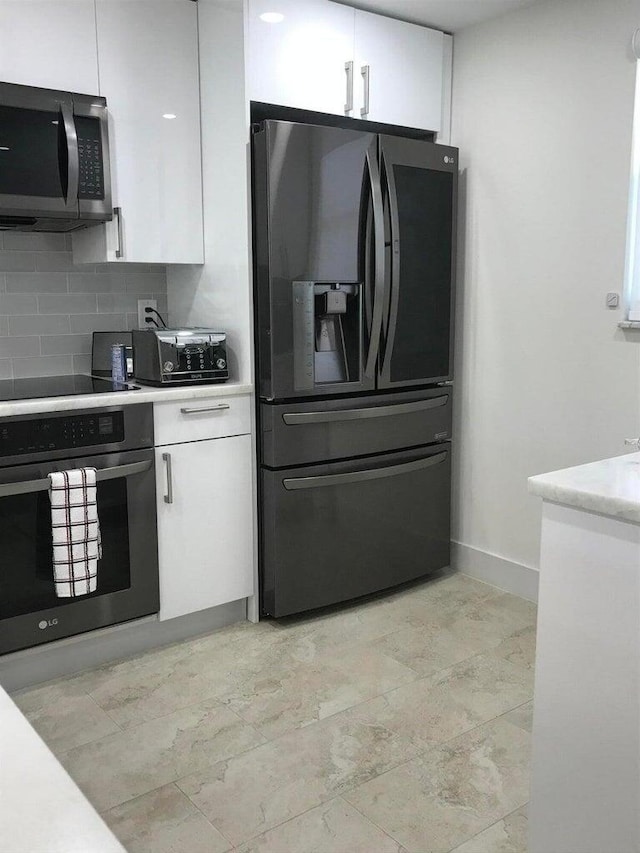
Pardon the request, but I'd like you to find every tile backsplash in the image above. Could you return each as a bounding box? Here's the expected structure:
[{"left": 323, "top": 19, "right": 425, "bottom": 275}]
[{"left": 0, "top": 233, "right": 167, "bottom": 379}]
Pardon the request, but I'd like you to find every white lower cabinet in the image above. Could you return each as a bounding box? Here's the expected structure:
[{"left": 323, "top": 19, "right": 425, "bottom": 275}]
[{"left": 155, "top": 433, "right": 254, "bottom": 621}]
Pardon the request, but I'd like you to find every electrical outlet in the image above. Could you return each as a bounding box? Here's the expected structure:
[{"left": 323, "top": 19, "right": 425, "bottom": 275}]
[{"left": 137, "top": 298, "right": 157, "bottom": 329}]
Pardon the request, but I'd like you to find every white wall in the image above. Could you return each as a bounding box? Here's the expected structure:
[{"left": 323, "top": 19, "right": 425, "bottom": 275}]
[
  {"left": 451, "top": 0, "right": 640, "bottom": 593},
  {"left": 166, "top": 0, "right": 253, "bottom": 385}
]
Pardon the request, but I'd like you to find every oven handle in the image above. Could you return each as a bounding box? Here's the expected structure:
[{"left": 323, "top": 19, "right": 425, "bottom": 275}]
[{"left": 0, "top": 459, "right": 152, "bottom": 498}]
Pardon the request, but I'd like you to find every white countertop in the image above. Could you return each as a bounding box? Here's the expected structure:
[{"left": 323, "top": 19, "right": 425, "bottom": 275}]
[
  {"left": 529, "top": 452, "right": 640, "bottom": 524},
  {"left": 0, "top": 685, "right": 124, "bottom": 853},
  {"left": 0, "top": 380, "right": 253, "bottom": 418}
]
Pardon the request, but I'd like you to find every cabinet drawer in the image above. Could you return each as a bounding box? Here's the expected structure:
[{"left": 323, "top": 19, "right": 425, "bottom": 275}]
[{"left": 154, "top": 395, "right": 251, "bottom": 446}]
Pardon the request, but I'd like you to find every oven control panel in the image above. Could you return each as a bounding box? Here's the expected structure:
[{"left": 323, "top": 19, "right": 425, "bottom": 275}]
[{"left": 0, "top": 412, "right": 125, "bottom": 458}]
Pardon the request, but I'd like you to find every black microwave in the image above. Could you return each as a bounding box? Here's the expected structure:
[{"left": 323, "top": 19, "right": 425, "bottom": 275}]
[{"left": 0, "top": 81, "right": 112, "bottom": 232}]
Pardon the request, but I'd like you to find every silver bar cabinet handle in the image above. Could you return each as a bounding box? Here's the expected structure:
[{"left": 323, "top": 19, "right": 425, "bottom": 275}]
[
  {"left": 179, "top": 404, "right": 230, "bottom": 415},
  {"left": 344, "top": 60, "right": 354, "bottom": 114},
  {"left": 360, "top": 64, "right": 370, "bottom": 118},
  {"left": 114, "top": 206, "right": 124, "bottom": 259},
  {"left": 0, "top": 459, "right": 152, "bottom": 499},
  {"left": 283, "top": 451, "right": 448, "bottom": 491},
  {"left": 162, "top": 452, "right": 173, "bottom": 504}
]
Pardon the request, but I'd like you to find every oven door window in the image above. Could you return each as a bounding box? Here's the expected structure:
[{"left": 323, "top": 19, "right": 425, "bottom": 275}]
[{"left": 0, "top": 477, "right": 131, "bottom": 620}]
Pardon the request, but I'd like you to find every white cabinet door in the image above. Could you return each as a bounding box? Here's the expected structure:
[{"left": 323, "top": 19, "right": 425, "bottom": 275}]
[
  {"left": 73, "top": 0, "right": 203, "bottom": 265},
  {"left": 247, "top": 0, "right": 355, "bottom": 116},
  {"left": 354, "top": 9, "right": 444, "bottom": 132},
  {"left": 0, "top": 1, "right": 99, "bottom": 92},
  {"left": 156, "top": 434, "right": 254, "bottom": 621}
]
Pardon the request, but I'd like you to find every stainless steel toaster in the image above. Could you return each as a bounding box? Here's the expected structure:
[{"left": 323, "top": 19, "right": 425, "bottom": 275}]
[{"left": 132, "top": 328, "right": 229, "bottom": 385}]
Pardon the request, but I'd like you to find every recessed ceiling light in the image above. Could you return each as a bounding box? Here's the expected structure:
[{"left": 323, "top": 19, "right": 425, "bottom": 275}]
[
  {"left": 260, "top": 12, "right": 284, "bottom": 23},
  {"left": 162, "top": 113, "right": 177, "bottom": 120},
  {"left": 0, "top": 146, "right": 9, "bottom": 151}
]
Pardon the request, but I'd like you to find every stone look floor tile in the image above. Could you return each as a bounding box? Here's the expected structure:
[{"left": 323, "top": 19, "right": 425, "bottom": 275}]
[
  {"left": 502, "top": 700, "right": 534, "bottom": 733},
  {"left": 72, "top": 621, "right": 284, "bottom": 730},
  {"left": 234, "top": 797, "right": 404, "bottom": 853},
  {"left": 223, "top": 645, "right": 419, "bottom": 739},
  {"left": 13, "top": 677, "right": 121, "bottom": 754},
  {"left": 102, "top": 783, "right": 232, "bottom": 853},
  {"left": 449, "top": 805, "right": 529, "bottom": 853},
  {"left": 176, "top": 700, "right": 422, "bottom": 847},
  {"left": 344, "top": 717, "right": 531, "bottom": 853},
  {"left": 491, "top": 624, "right": 537, "bottom": 670},
  {"left": 60, "top": 699, "right": 266, "bottom": 812},
  {"left": 343, "top": 652, "right": 533, "bottom": 752}
]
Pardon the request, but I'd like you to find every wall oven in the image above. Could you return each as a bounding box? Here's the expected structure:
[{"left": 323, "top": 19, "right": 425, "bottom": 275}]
[
  {"left": 0, "top": 404, "right": 158, "bottom": 655},
  {"left": 0, "top": 81, "right": 112, "bottom": 231}
]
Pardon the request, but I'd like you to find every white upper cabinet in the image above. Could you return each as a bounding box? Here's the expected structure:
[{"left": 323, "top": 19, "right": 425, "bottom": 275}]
[
  {"left": 246, "top": 0, "right": 449, "bottom": 133},
  {"left": 73, "top": 0, "right": 204, "bottom": 265},
  {"left": 247, "top": 0, "right": 355, "bottom": 116},
  {"left": 0, "top": 1, "right": 99, "bottom": 93},
  {"left": 353, "top": 9, "right": 444, "bottom": 132}
]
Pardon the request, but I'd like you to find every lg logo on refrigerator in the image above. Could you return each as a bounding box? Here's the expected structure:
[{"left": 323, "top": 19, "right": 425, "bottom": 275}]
[
  {"left": 444, "top": 156, "right": 455, "bottom": 165},
  {"left": 38, "top": 618, "right": 58, "bottom": 630}
]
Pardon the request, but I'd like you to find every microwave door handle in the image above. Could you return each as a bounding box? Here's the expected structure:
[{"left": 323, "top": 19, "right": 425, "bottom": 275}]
[
  {"left": 0, "top": 460, "right": 151, "bottom": 498},
  {"left": 60, "top": 102, "right": 79, "bottom": 207},
  {"left": 363, "top": 141, "right": 385, "bottom": 380}
]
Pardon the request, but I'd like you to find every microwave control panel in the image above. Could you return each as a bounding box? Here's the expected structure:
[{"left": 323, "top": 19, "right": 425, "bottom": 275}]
[
  {"left": 76, "top": 116, "right": 105, "bottom": 200},
  {"left": 0, "top": 412, "right": 124, "bottom": 458}
]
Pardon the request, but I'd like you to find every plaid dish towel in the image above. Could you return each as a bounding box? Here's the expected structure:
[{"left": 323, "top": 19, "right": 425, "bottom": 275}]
[{"left": 48, "top": 468, "right": 102, "bottom": 598}]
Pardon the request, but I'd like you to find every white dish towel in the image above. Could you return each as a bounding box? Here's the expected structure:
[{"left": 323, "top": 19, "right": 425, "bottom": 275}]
[{"left": 48, "top": 468, "right": 102, "bottom": 598}]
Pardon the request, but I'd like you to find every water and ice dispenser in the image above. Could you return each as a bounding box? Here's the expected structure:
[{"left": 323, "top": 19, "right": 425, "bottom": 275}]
[{"left": 292, "top": 281, "right": 362, "bottom": 391}]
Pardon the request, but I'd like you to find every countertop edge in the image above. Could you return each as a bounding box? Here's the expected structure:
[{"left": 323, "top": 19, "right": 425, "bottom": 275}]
[
  {"left": 0, "top": 381, "right": 254, "bottom": 418},
  {"left": 528, "top": 453, "right": 640, "bottom": 524}
]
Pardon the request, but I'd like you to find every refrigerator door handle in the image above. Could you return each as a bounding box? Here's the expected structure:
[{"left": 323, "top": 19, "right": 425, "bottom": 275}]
[
  {"left": 283, "top": 451, "right": 448, "bottom": 490},
  {"left": 282, "top": 396, "right": 448, "bottom": 425},
  {"left": 363, "top": 142, "right": 385, "bottom": 380},
  {"left": 380, "top": 147, "right": 401, "bottom": 382}
]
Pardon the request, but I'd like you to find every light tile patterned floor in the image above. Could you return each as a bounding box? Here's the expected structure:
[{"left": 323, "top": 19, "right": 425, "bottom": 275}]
[{"left": 13, "top": 573, "right": 536, "bottom": 853}]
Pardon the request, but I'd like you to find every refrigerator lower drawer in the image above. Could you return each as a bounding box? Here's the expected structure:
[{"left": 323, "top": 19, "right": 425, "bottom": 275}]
[
  {"left": 261, "top": 443, "right": 451, "bottom": 617},
  {"left": 261, "top": 388, "right": 452, "bottom": 467}
]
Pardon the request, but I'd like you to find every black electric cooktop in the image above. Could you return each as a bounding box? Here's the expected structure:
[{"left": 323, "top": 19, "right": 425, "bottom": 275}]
[{"left": 0, "top": 374, "right": 139, "bottom": 402}]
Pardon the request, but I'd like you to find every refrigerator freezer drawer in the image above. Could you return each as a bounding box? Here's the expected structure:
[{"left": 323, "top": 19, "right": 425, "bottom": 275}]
[
  {"left": 261, "top": 443, "right": 451, "bottom": 617},
  {"left": 261, "top": 388, "right": 451, "bottom": 468}
]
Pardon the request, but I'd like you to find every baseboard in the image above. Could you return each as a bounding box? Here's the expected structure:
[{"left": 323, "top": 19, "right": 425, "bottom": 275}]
[
  {"left": 452, "top": 541, "right": 539, "bottom": 603},
  {"left": 0, "top": 599, "right": 247, "bottom": 694}
]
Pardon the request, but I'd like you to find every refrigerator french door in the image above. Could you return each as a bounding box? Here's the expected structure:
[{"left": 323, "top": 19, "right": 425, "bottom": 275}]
[
  {"left": 252, "top": 120, "right": 457, "bottom": 399},
  {"left": 252, "top": 118, "right": 458, "bottom": 617}
]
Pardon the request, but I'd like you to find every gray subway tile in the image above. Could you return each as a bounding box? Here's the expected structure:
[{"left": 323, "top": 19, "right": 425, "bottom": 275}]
[
  {"left": 126, "top": 313, "right": 140, "bottom": 331},
  {"left": 40, "top": 335, "right": 92, "bottom": 356},
  {"left": 69, "top": 273, "right": 126, "bottom": 293},
  {"left": 125, "top": 273, "right": 167, "bottom": 294},
  {"left": 0, "top": 316, "right": 8, "bottom": 336},
  {"left": 0, "top": 359, "right": 12, "bottom": 379},
  {"left": 34, "top": 252, "right": 82, "bottom": 272},
  {"left": 70, "top": 314, "right": 127, "bottom": 333},
  {"left": 6, "top": 273, "right": 69, "bottom": 293},
  {"left": 97, "top": 294, "right": 142, "bottom": 314},
  {"left": 72, "top": 354, "right": 92, "bottom": 375},
  {"left": 9, "top": 315, "right": 70, "bottom": 336},
  {"left": 0, "top": 252, "right": 37, "bottom": 272},
  {"left": 12, "top": 355, "right": 73, "bottom": 378},
  {"left": 0, "top": 337, "right": 40, "bottom": 358},
  {"left": 2, "top": 233, "right": 68, "bottom": 252},
  {"left": 0, "top": 293, "right": 38, "bottom": 315},
  {"left": 38, "top": 293, "right": 97, "bottom": 315},
  {"left": 0, "top": 273, "right": 6, "bottom": 293}
]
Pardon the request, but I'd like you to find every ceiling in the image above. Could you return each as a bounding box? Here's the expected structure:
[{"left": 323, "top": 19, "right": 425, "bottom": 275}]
[{"left": 334, "top": 0, "right": 543, "bottom": 33}]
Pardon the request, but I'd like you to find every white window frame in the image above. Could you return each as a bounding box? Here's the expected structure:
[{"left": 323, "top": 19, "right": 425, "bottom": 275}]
[{"left": 625, "top": 53, "right": 640, "bottom": 319}]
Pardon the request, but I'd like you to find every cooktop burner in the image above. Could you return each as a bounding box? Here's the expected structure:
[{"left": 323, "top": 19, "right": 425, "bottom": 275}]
[{"left": 0, "top": 374, "right": 139, "bottom": 402}]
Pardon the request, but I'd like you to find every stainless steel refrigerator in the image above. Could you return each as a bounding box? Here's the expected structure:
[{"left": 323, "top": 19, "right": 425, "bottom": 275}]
[{"left": 252, "top": 119, "right": 457, "bottom": 617}]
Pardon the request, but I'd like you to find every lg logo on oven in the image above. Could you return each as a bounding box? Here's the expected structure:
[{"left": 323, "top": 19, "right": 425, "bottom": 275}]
[{"left": 38, "top": 619, "right": 58, "bottom": 630}]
